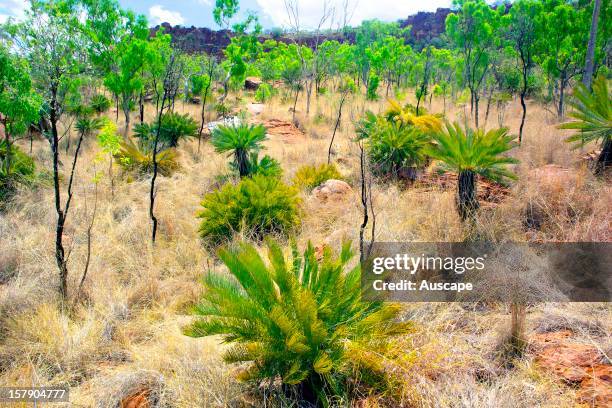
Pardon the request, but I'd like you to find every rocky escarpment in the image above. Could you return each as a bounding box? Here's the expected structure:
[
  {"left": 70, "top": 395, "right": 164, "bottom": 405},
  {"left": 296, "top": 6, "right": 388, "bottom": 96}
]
[{"left": 151, "top": 8, "right": 452, "bottom": 54}]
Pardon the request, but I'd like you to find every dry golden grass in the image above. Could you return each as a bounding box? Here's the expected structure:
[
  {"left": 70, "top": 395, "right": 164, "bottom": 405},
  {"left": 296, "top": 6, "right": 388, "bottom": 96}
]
[{"left": 0, "top": 87, "right": 610, "bottom": 407}]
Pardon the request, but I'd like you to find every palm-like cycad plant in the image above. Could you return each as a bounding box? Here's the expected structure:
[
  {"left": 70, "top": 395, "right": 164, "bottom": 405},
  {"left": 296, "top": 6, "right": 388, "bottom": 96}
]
[
  {"left": 560, "top": 75, "right": 611, "bottom": 174},
  {"left": 185, "top": 240, "right": 412, "bottom": 404},
  {"left": 211, "top": 124, "right": 267, "bottom": 177},
  {"left": 75, "top": 116, "right": 105, "bottom": 139},
  {"left": 428, "top": 122, "right": 518, "bottom": 220}
]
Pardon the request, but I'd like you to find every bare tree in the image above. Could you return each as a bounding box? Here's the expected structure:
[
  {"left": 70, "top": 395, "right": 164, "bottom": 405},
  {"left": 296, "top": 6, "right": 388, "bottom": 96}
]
[
  {"left": 284, "top": 0, "right": 335, "bottom": 116},
  {"left": 150, "top": 53, "right": 182, "bottom": 243}
]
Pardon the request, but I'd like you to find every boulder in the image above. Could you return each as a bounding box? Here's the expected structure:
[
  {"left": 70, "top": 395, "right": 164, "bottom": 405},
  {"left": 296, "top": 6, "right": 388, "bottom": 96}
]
[
  {"left": 247, "top": 103, "right": 265, "bottom": 116},
  {"left": 312, "top": 179, "right": 352, "bottom": 202},
  {"left": 245, "top": 77, "right": 262, "bottom": 90}
]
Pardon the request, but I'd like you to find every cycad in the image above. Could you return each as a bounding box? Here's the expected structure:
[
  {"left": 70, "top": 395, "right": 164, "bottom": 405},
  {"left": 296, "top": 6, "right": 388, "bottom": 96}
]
[
  {"left": 560, "top": 75, "right": 611, "bottom": 174},
  {"left": 114, "top": 138, "right": 179, "bottom": 177},
  {"left": 75, "top": 117, "right": 105, "bottom": 139},
  {"left": 89, "top": 94, "right": 111, "bottom": 115},
  {"left": 211, "top": 124, "right": 267, "bottom": 177},
  {"left": 134, "top": 112, "right": 198, "bottom": 150},
  {"left": 185, "top": 240, "right": 412, "bottom": 404},
  {"left": 369, "top": 121, "right": 432, "bottom": 177},
  {"left": 428, "top": 122, "right": 518, "bottom": 220}
]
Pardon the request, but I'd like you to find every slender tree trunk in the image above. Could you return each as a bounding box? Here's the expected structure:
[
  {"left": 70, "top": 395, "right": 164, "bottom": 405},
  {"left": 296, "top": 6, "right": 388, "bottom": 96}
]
[
  {"left": 197, "top": 82, "right": 212, "bottom": 153},
  {"left": 509, "top": 302, "right": 527, "bottom": 355},
  {"left": 2, "top": 121, "right": 11, "bottom": 176},
  {"left": 292, "top": 87, "right": 300, "bottom": 123},
  {"left": 306, "top": 80, "right": 313, "bottom": 115},
  {"left": 328, "top": 94, "right": 346, "bottom": 164},
  {"left": 139, "top": 91, "right": 144, "bottom": 124},
  {"left": 358, "top": 142, "right": 369, "bottom": 265},
  {"left": 583, "top": 0, "right": 601, "bottom": 90},
  {"left": 558, "top": 74, "right": 566, "bottom": 118},
  {"left": 457, "top": 170, "right": 478, "bottom": 221},
  {"left": 484, "top": 87, "right": 493, "bottom": 126},
  {"left": 474, "top": 95, "right": 480, "bottom": 128},
  {"left": 519, "top": 72, "right": 528, "bottom": 144},
  {"left": 50, "top": 98, "right": 69, "bottom": 300}
]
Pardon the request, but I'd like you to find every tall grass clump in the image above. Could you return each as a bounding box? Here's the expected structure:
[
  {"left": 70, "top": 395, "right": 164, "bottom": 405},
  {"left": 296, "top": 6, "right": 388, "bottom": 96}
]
[{"left": 185, "top": 240, "right": 412, "bottom": 405}]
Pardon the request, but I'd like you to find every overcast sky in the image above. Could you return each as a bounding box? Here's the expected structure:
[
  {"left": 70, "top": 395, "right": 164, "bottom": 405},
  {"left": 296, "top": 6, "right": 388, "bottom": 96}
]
[{"left": 1, "top": 0, "right": 455, "bottom": 28}]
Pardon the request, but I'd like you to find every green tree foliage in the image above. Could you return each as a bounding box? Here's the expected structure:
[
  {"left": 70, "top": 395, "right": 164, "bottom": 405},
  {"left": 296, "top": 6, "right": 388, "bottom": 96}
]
[
  {"left": 197, "top": 175, "right": 300, "bottom": 245},
  {"left": 185, "top": 240, "right": 412, "bottom": 404},
  {"left": 0, "top": 46, "right": 41, "bottom": 181},
  {"left": 446, "top": 0, "right": 501, "bottom": 127},
  {"left": 428, "top": 122, "right": 518, "bottom": 220},
  {"left": 292, "top": 163, "right": 342, "bottom": 190},
  {"left": 560, "top": 75, "right": 611, "bottom": 173},
  {"left": 537, "top": 0, "right": 590, "bottom": 117},
  {"left": 255, "top": 82, "right": 273, "bottom": 103}
]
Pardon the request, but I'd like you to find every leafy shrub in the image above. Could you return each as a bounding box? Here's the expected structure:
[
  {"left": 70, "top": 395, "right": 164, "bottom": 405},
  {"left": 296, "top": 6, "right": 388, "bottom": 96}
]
[
  {"left": 366, "top": 74, "right": 379, "bottom": 101},
  {"left": 255, "top": 83, "right": 273, "bottom": 103},
  {"left": 114, "top": 138, "right": 179, "bottom": 178},
  {"left": 215, "top": 103, "right": 231, "bottom": 118},
  {"left": 211, "top": 124, "right": 269, "bottom": 178},
  {"left": 197, "top": 175, "right": 300, "bottom": 245},
  {"left": 292, "top": 163, "right": 342, "bottom": 190},
  {"left": 89, "top": 94, "right": 111, "bottom": 115},
  {"left": 357, "top": 100, "right": 442, "bottom": 178},
  {"left": 185, "top": 240, "right": 412, "bottom": 404},
  {"left": 0, "top": 141, "right": 36, "bottom": 201}
]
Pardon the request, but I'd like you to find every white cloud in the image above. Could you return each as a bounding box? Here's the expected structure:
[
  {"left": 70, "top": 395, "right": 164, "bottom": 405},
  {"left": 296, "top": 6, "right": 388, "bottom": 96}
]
[
  {"left": 149, "top": 5, "right": 186, "bottom": 26},
  {"left": 0, "top": 0, "right": 29, "bottom": 22},
  {"left": 256, "top": 0, "right": 452, "bottom": 29},
  {"left": 197, "top": 0, "right": 213, "bottom": 6}
]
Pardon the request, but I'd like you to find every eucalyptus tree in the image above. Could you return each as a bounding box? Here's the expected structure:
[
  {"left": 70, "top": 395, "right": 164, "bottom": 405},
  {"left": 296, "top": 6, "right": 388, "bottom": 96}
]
[
  {"left": 537, "top": 0, "right": 589, "bottom": 118},
  {"left": 503, "top": 0, "right": 542, "bottom": 143},
  {"left": 446, "top": 0, "right": 502, "bottom": 127}
]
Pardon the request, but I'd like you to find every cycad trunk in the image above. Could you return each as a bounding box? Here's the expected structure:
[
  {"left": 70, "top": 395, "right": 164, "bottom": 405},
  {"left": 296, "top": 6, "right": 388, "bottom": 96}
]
[
  {"left": 595, "top": 138, "right": 611, "bottom": 174},
  {"left": 457, "top": 170, "right": 478, "bottom": 221},
  {"left": 235, "top": 148, "right": 249, "bottom": 178}
]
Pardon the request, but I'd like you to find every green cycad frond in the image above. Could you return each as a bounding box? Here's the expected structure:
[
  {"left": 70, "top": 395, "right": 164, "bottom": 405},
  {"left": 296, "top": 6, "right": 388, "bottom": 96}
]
[
  {"left": 211, "top": 123, "right": 267, "bottom": 153},
  {"left": 75, "top": 116, "right": 104, "bottom": 136},
  {"left": 560, "top": 75, "right": 611, "bottom": 146},
  {"left": 114, "top": 138, "right": 179, "bottom": 177},
  {"left": 428, "top": 122, "right": 519, "bottom": 183},
  {"left": 185, "top": 240, "right": 412, "bottom": 403}
]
